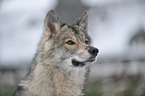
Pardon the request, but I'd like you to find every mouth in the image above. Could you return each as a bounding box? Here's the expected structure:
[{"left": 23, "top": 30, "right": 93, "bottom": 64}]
[{"left": 72, "top": 57, "right": 96, "bottom": 67}]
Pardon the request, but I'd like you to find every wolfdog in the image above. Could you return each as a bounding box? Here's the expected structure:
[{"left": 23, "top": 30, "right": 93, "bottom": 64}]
[{"left": 12, "top": 10, "right": 99, "bottom": 96}]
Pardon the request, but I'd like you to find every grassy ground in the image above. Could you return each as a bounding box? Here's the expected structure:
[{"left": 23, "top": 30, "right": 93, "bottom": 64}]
[
  {"left": 1, "top": 74, "right": 145, "bottom": 96},
  {"left": 84, "top": 73, "right": 145, "bottom": 96},
  {"left": 0, "top": 84, "right": 15, "bottom": 96}
]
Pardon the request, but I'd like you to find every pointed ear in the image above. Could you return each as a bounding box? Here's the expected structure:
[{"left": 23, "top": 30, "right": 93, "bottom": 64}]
[
  {"left": 44, "top": 10, "right": 61, "bottom": 38},
  {"left": 75, "top": 11, "right": 88, "bottom": 31}
]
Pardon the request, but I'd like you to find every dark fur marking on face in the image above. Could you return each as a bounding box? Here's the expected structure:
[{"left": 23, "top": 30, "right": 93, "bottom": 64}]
[
  {"left": 67, "top": 25, "right": 79, "bottom": 34},
  {"left": 83, "top": 31, "right": 91, "bottom": 44},
  {"left": 60, "top": 23, "right": 66, "bottom": 28},
  {"left": 70, "top": 25, "right": 91, "bottom": 44}
]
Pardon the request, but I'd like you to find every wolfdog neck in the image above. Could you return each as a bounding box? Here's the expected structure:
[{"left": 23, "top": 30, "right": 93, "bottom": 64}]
[{"left": 21, "top": 37, "right": 90, "bottom": 96}]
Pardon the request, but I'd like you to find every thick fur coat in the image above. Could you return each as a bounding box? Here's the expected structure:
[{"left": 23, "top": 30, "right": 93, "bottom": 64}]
[{"left": 12, "top": 10, "right": 99, "bottom": 96}]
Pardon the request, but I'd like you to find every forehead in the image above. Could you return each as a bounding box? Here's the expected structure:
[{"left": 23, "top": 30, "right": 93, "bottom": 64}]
[{"left": 60, "top": 24, "right": 90, "bottom": 41}]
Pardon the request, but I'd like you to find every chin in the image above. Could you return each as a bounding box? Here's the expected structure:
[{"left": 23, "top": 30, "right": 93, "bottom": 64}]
[{"left": 71, "top": 56, "right": 97, "bottom": 67}]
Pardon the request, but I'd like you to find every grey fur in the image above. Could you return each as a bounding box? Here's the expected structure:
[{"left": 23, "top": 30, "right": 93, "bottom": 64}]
[{"left": 13, "top": 10, "right": 98, "bottom": 96}]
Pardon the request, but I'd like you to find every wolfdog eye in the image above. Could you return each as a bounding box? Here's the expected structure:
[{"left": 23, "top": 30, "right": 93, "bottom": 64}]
[
  {"left": 85, "top": 39, "right": 89, "bottom": 44},
  {"left": 66, "top": 40, "right": 75, "bottom": 45}
]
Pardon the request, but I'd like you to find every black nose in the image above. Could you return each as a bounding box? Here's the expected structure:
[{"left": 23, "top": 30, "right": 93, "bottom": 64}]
[{"left": 88, "top": 47, "right": 99, "bottom": 56}]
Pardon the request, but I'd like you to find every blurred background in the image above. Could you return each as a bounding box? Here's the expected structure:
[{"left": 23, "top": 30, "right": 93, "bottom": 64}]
[{"left": 0, "top": 0, "right": 145, "bottom": 96}]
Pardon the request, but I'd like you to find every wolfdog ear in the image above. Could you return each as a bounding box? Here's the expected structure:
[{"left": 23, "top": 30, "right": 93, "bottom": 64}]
[
  {"left": 75, "top": 11, "right": 88, "bottom": 31},
  {"left": 44, "top": 10, "right": 61, "bottom": 37}
]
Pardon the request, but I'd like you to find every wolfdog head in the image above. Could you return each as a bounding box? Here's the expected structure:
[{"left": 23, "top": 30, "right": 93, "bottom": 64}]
[{"left": 40, "top": 10, "right": 99, "bottom": 70}]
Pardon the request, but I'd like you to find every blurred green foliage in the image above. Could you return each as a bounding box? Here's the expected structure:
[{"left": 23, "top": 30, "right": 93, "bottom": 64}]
[
  {"left": 84, "top": 73, "right": 145, "bottom": 96},
  {"left": 1, "top": 74, "right": 145, "bottom": 96},
  {"left": 0, "top": 84, "right": 15, "bottom": 96}
]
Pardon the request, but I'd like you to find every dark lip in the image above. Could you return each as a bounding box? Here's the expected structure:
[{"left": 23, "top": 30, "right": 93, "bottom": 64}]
[
  {"left": 85, "top": 57, "right": 96, "bottom": 62},
  {"left": 72, "top": 59, "right": 85, "bottom": 67},
  {"left": 72, "top": 57, "right": 96, "bottom": 67}
]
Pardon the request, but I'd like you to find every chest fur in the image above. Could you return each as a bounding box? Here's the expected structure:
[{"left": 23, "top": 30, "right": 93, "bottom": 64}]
[{"left": 25, "top": 65, "right": 87, "bottom": 96}]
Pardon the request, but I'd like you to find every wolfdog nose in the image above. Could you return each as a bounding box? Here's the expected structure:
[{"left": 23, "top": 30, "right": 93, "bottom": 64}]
[{"left": 88, "top": 47, "right": 99, "bottom": 56}]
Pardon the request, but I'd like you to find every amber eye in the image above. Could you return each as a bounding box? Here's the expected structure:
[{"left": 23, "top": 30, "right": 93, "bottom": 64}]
[
  {"left": 66, "top": 40, "right": 75, "bottom": 45},
  {"left": 85, "top": 39, "right": 89, "bottom": 44}
]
